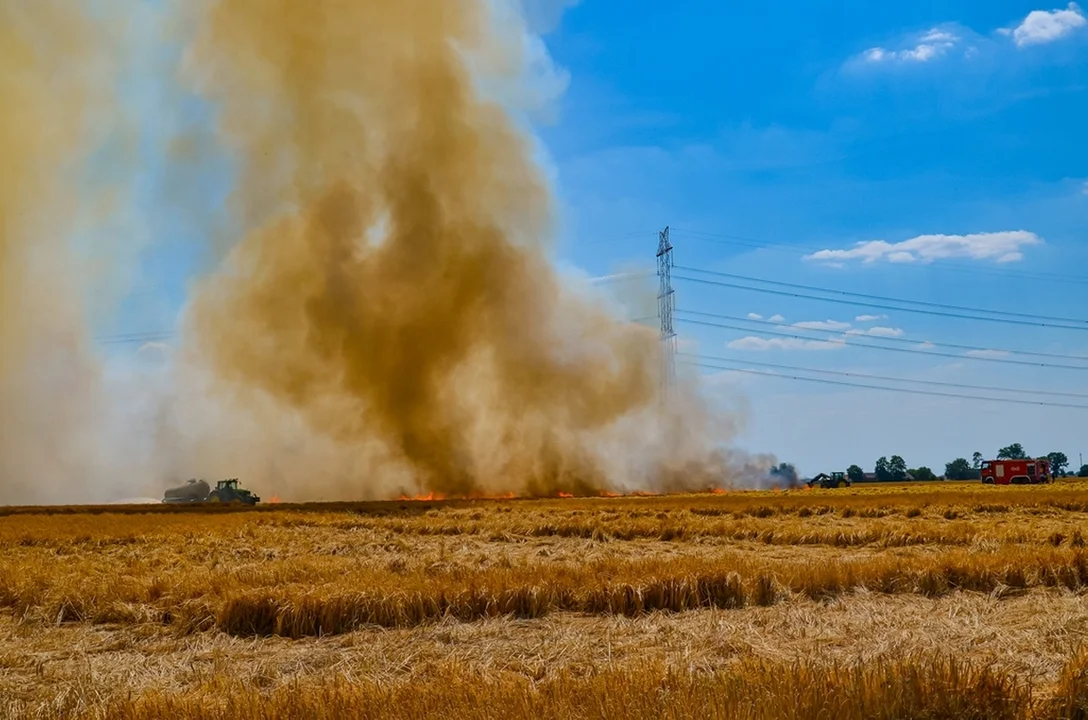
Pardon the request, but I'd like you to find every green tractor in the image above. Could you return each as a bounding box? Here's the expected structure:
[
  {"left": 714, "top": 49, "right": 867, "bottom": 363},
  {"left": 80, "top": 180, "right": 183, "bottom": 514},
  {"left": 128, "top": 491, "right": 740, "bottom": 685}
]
[
  {"left": 806, "top": 471, "right": 851, "bottom": 489},
  {"left": 207, "top": 478, "right": 261, "bottom": 505}
]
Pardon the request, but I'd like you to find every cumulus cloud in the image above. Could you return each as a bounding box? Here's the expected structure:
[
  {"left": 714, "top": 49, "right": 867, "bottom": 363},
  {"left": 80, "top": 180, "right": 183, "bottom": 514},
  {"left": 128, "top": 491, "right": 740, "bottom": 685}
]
[
  {"left": 747, "top": 313, "right": 764, "bottom": 320},
  {"left": 803, "top": 231, "right": 1043, "bottom": 265},
  {"left": 845, "top": 327, "right": 905, "bottom": 338},
  {"left": 918, "top": 341, "right": 937, "bottom": 350},
  {"left": 861, "top": 27, "right": 962, "bottom": 64},
  {"left": 866, "top": 326, "right": 905, "bottom": 338},
  {"left": 855, "top": 314, "right": 887, "bottom": 322},
  {"left": 965, "top": 349, "right": 1012, "bottom": 359},
  {"left": 768, "top": 314, "right": 785, "bottom": 323},
  {"left": 792, "top": 320, "right": 852, "bottom": 331},
  {"left": 728, "top": 337, "right": 847, "bottom": 352},
  {"left": 1008, "top": 3, "right": 1086, "bottom": 47}
]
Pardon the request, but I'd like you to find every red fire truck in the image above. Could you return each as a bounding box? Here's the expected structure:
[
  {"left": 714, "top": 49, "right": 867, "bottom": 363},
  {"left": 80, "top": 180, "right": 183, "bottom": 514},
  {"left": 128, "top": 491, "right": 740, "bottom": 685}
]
[{"left": 980, "top": 458, "right": 1053, "bottom": 485}]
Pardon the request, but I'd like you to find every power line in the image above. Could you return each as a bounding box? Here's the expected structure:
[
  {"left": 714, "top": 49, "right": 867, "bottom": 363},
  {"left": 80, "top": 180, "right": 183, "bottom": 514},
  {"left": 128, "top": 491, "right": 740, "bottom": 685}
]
[
  {"left": 94, "top": 331, "right": 176, "bottom": 346},
  {"left": 676, "top": 316, "right": 1088, "bottom": 371},
  {"left": 657, "top": 227, "right": 677, "bottom": 397},
  {"left": 680, "top": 309, "right": 1088, "bottom": 363},
  {"left": 681, "top": 351, "right": 1088, "bottom": 399},
  {"left": 683, "top": 359, "right": 1088, "bottom": 411},
  {"left": 673, "top": 274, "right": 1088, "bottom": 331},
  {"left": 670, "top": 228, "right": 1088, "bottom": 287},
  {"left": 675, "top": 266, "right": 1088, "bottom": 327}
]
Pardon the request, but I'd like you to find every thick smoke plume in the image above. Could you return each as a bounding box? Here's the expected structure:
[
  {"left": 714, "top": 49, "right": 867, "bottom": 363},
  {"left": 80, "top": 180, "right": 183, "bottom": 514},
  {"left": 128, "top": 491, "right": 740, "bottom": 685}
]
[
  {"left": 180, "top": 0, "right": 705, "bottom": 497},
  {"left": 0, "top": 3, "right": 123, "bottom": 504},
  {"left": 0, "top": 0, "right": 778, "bottom": 503}
]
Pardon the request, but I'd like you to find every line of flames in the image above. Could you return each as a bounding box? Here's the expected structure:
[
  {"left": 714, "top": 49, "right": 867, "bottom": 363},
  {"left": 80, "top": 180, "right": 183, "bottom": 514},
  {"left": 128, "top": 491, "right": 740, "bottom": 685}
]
[
  {"left": 392, "top": 488, "right": 742, "bottom": 502},
  {"left": 267, "top": 485, "right": 809, "bottom": 504}
]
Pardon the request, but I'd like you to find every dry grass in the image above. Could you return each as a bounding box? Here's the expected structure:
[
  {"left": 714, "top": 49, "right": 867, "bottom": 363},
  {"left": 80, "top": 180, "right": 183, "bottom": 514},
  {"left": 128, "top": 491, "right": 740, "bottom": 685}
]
[
  {"left": 5, "top": 481, "right": 1088, "bottom": 717},
  {"left": 80, "top": 655, "right": 1035, "bottom": 720}
]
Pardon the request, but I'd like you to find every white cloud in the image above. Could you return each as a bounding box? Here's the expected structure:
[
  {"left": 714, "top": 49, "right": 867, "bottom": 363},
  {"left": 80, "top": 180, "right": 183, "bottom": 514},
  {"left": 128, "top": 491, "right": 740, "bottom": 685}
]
[
  {"left": 866, "top": 326, "right": 905, "bottom": 338},
  {"left": 965, "top": 349, "right": 1012, "bottom": 359},
  {"left": 861, "top": 27, "right": 962, "bottom": 64},
  {"left": 792, "top": 320, "right": 853, "bottom": 331},
  {"left": 855, "top": 314, "right": 887, "bottom": 322},
  {"left": 1081, "top": 180, "right": 1088, "bottom": 195},
  {"left": 918, "top": 341, "right": 937, "bottom": 350},
  {"left": 1009, "top": 3, "right": 1086, "bottom": 47},
  {"left": 768, "top": 314, "right": 786, "bottom": 323},
  {"left": 803, "top": 230, "right": 1043, "bottom": 265},
  {"left": 845, "top": 326, "right": 905, "bottom": 338},
  {"left": 729, "top": 336, "right": 847, "bottom": 352},
  {"left": 747, "top": 313, "right": 764, "bottom": 320}
]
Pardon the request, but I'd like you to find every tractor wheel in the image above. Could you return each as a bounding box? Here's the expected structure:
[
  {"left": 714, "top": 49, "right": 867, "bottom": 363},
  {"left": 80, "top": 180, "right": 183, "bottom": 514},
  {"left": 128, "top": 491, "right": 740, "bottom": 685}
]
[
  {"left": 209, "top": 492, "right": 222, "bottom": 503},
  {"left": 837, "top": 480, "right": 847, "bottom": 488}
]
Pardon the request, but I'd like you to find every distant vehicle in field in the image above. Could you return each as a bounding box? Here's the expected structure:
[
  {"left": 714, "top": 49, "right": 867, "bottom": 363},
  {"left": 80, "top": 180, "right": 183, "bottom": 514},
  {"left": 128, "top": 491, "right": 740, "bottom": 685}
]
[
  {"left": 807, "top": 471, "right": 851, "bottom": 489},
  {"left": 161, "top": 478, "right": 261, "bottom": 505},
  {"left": 162, "top": 478, "right": 211, "bottom": 503},
  {"left": 980, "top": 459, "right": 1053, "bottom": 485}
]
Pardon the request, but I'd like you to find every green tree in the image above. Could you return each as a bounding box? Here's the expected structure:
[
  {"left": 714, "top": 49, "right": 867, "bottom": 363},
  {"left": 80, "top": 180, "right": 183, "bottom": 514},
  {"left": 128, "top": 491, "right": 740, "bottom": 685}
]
[
  {"left": 889, "top": 455, "right": 908, "bottom": 482},
  {"left": 1079, "top": 465, "right": 1088, "bottom": 478},
  {"left": 945, "top": 458, "right": 973, "bottom": 480},
  {"left": 972, "top": 452, "right": 983, "bottom": 469},
  {"left": 847, "top": 465, "right": 865, "bottom": 484},
  {"left": 1047, "top": 452, "right": 1070, "bottom": 476},
  {"left": 998, "top": 443, "right": 1027, "bottom": 460},
  {"left": 875, "top": 456, "right": 891, "bottom": 482},
  {"left": 910, "top": 467, "right": 936, "bottom": 481}
]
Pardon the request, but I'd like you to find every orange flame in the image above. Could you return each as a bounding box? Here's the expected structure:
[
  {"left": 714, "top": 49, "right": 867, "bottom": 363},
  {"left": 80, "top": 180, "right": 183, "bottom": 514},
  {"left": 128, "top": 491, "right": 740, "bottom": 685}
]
[
  {"left": 710, "top": 488, "right": 727, "bottom": 495},
  {"left": 269, "top": 495, "right": 282, "bottom": 504},
  {"left": 398, "top": 491, "right": 447, "bottom": 502},
  {"left": 557, "top": 491, "right": 574, "bottom": 499}
]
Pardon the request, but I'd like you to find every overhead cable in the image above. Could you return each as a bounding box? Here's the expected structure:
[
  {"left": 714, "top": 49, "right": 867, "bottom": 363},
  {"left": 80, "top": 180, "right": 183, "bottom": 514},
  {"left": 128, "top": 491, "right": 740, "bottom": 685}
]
[{"left": 682, "top": 360, "right": 1088, "bottom": 411}]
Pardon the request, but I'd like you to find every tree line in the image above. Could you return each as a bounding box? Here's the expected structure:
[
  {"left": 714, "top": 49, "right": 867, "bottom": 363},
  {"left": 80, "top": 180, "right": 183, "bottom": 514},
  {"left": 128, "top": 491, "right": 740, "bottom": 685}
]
[{"left": 846, "top": 444, "right": 1087, "bottom": 483}]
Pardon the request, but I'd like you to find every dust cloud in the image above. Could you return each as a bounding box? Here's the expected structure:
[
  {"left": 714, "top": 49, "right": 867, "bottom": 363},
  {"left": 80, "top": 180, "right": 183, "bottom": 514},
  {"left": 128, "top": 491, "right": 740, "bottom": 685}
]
[
  {"left": 0, "top": 0, "right": 776, "bottom": 504},
  {"left": 0, "top": 3, "right": 124, "bottom": 505}
]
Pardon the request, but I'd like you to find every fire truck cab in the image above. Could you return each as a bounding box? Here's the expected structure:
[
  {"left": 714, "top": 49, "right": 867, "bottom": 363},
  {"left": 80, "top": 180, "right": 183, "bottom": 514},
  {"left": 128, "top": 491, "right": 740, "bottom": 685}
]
[{"left": 980, "top": 459, "right": 1053, "bottom": 485}]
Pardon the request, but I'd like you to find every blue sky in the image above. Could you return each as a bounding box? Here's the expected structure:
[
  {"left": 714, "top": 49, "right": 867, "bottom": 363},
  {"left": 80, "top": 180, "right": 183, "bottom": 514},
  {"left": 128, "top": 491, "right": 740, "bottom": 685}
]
[
  {"left": 98, "top": 1, "right": 1088, "bottom": 479},
  {"left": 534, "top": 1, "right": 1088, "bottom": 474}
]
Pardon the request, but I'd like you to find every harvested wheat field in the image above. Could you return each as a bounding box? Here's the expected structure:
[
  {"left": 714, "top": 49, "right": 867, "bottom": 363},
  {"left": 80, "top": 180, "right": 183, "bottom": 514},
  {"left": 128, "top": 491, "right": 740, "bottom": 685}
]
[{"left": 5, "top": 482, "right": 1088, "bottom": 719}]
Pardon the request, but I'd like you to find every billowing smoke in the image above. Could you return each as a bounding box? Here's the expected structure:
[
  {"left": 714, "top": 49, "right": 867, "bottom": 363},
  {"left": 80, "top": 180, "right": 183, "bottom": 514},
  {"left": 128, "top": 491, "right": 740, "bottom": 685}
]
[
  {"left": 0, "top": 0, "right": 768, "bottom": 504},
  {"left": 0, "top": 2, "right": 126, "bottom": 504}
]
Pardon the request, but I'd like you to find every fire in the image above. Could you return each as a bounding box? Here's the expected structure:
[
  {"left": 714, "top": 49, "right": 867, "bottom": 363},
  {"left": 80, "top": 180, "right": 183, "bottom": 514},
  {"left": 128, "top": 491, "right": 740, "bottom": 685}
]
[
  {"left": 396, "top": 490, "right": 517, "bottom": 502},
  {"left": 269, "top": 495, "right": 282, "bottom": 504},
  {"left": 710, "top": 488, "right": 727, "bottom": 495},
  {"left": 557, "top": 492, "right": 574, "bottom": 499},
  {"left": 398, "top": 491, "right": 447, "bottom": 502},
  {"left": 598, "top": 491, "right": 621, "bottom": 498}
]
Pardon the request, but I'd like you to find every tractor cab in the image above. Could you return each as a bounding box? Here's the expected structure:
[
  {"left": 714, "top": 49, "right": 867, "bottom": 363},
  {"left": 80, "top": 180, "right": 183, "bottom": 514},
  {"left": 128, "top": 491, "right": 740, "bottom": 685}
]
[
  {"left": 807, "top": 471, "right": 851, "bottom": 489},
  {"left": 208, "top": 478, "right": 260, "bottom": 505}
]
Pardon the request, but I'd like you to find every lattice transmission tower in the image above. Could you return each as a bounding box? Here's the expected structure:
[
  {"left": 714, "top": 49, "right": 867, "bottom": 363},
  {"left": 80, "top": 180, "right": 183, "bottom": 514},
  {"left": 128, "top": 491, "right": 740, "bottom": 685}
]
[{"left": 657, "top": 226, "right": 676, "bottom": 398}]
